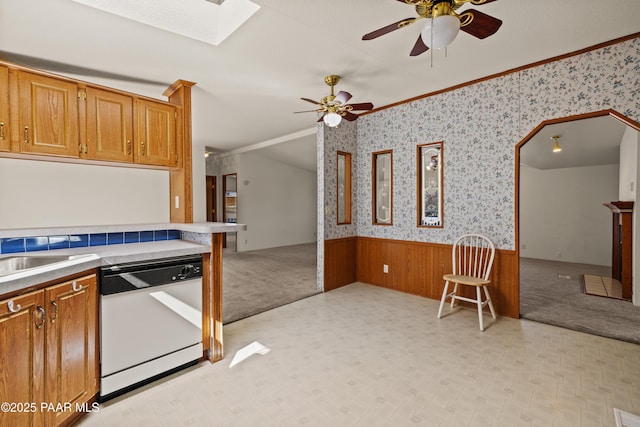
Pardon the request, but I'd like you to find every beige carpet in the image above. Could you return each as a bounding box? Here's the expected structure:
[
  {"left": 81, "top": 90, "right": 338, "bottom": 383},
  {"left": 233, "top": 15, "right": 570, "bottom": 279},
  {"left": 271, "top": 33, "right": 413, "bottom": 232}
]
[
  {"left": 519, "top": 257, "right": 640, "bottom": 344},
  {"left": 583, "top": 274, "right": 624, "bottom": 299},
  {"left": 222, "top": 242, "right": 319, "bottom": 324}
]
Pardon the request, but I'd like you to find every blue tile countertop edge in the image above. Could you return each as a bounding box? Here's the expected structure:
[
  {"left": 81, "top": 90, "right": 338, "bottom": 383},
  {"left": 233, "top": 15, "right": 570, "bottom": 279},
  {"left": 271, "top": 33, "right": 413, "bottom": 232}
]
[
  {"left": 0, "top": 229, "right": 181, "bottom": 255},
  {"left": 0, "top": 239, "right": 211, "bottom": 296},
  {"left": 0, "top": 222, "right": 246, "bottom": 240}
]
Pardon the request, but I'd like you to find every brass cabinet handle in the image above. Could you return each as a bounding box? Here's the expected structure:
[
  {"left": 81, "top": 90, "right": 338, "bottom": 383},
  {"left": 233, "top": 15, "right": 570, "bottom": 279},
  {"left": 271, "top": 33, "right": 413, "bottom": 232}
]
[
  {"left": 0, "top": 122, "right": 4, "bottom": 140},
  {"left": 127, "top": 140, "right": 131, "bottom": 154},
  {"left": 50, "top": 301, "right": 58, "bottom": 323},
  {"left": 24, "top": 126, "right": 29, "bottom": 144},
  {"left": 141, "top": 141, "right": 145, "bottom": 156},
  {"left": 35, "top": 306, "right": 45, "bottom": 329},
  {"left": 7, "top": 300, "right": 21, "bottom": 313},
  {"left": 78, "top": 143, "right": 83, "bottom": 153},
  {"left": 84, "top": 144, "right": 88, "bottom": 154}
]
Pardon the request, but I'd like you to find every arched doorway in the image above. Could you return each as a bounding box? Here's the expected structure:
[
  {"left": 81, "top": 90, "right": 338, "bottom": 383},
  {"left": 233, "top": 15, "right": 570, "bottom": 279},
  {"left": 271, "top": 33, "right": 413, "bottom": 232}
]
[{"left": 515, "top": 109, "right": 640, "bottom": 343}]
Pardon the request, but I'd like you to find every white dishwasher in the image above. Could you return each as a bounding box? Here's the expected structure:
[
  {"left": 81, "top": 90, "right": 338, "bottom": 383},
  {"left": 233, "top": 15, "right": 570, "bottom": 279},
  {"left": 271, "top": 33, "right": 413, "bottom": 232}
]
[{"left": 99, "top": 255, "right": 203, "bottom": 401}]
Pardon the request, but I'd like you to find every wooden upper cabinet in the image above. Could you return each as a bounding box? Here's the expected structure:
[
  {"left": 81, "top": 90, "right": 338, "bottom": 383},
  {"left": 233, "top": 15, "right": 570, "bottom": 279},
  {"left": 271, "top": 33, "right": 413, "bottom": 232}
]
[
  {"left": 0, "top": 290, "right": 46, "bottom": 427},
  {"left": 137, "top": 99, "right": 176, "bottom": 167},
  {"left": 18, "top": 71, "right": 79, "bottom": 157},
  {"left": 0, "top": 65, "right": 9, "bottom": 152},
  {"left": 85, "top": 87, "right": 134, "bottom": 162},
  {"left": 44, "top": 275, "right": 98, "bottom": 427}
]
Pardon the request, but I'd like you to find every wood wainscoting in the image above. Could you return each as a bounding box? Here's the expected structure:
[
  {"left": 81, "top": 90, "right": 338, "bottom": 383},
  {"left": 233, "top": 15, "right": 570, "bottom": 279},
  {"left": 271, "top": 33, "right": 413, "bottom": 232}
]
[
  {"left": 324, "top": 236, "right": 519, "bottom": 318},
  {"left": 324, "top": 237, "right": 357, "bottom": 291}
]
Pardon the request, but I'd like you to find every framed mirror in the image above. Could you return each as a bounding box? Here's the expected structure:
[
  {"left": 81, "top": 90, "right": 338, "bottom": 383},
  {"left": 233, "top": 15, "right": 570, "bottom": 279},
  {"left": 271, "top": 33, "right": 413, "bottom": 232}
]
[
  {"left": 373, "top": 150, "right": 392, "bottom": 225},
  {"left": 337, "top": 151, "right": 352, "bottom": 224},
  {"left": 417, "top": 142, "right": 443, "bottom": 227}
]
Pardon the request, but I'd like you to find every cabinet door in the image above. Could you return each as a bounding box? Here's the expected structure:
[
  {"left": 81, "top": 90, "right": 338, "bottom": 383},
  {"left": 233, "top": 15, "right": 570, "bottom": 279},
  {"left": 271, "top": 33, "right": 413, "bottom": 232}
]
[
  {"left": 86, "top": 87, "right": 134, "bottom": 162},
  {"left": 0, "top": 291, "right": 46, "bottom": 427},
  {"left": 137, "top": 99, "right": 176, "bottom": 167},
  {"left": 44, "top": 275, "right": 98, "bottom": 427},
  {"left": 18, "top": 71, "right": 79, "bottom": 157},
  {"left": 0, "top": 65, "right": 9, "bottom": 152}
]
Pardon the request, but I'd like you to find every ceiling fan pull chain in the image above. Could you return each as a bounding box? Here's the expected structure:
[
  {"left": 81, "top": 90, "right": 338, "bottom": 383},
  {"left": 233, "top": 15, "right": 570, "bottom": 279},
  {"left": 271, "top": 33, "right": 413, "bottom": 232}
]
[{"left": 430, "top": 17, "right": 434, "bottom": 68}]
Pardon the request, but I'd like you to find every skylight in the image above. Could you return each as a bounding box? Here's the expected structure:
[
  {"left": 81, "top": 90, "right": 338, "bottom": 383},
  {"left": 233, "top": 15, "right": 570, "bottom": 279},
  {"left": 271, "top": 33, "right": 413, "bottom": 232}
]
[{"left": 70, "top": 0, "right": 260, "bottom": 46}]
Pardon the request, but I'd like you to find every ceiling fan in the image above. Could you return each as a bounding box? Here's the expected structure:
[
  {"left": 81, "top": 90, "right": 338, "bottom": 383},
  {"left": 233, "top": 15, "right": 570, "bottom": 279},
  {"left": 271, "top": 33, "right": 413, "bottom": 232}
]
[
  {"left": 362, "top": 0, "right": 502, "bottom": 56},
  {"left": 296, "top": 75, "right": 374, "bottom": 127}
]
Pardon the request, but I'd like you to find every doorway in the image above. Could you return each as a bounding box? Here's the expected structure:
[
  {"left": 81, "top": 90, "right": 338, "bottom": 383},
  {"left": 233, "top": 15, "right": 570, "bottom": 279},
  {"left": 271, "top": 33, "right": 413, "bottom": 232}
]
[
  {"left": 223, "top": 173, "right": 237, "bottom": 251},
  {"left": 206, "top": 175, "right": 217, "bottom": 222},
  {"left": 516, "top": 110, "right": 640, "bottom": 343}
]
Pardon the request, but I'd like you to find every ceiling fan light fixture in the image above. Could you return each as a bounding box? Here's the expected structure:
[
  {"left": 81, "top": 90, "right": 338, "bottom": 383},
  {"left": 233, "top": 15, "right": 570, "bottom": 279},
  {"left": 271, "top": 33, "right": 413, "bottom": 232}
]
[
  {"left": 323, "top": 112, "right": 342, "bottom": 127},
  {"left": 420, "top": 15, "right": 461, "bottom": 49},
  {"left": 551, "top": 135, "right": 562, "bottom": 153}
]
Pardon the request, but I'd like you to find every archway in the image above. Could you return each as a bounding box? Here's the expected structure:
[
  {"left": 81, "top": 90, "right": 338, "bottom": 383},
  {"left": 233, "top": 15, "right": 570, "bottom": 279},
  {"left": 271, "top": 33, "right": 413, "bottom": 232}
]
[{"left": 515, "top": 109, "right": 640, "bottom": 342}]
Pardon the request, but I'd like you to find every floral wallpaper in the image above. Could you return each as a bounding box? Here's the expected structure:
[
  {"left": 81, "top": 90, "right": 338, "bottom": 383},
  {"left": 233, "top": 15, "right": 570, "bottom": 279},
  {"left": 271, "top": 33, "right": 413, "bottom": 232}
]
[
  {"left": 322, "top": 119, "right": 358, "bottom": 239},
  {"left": 323, "top": 36, "right": 640, "bottom": 250}
]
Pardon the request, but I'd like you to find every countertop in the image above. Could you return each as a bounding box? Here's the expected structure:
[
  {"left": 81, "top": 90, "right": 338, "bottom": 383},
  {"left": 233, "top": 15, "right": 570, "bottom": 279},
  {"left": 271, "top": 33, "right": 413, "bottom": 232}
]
[
  {"left": 0, "top": 239, "right": 210, "bottom": 296},
  {"left": 0, "top": 222, "right": 246, "bottom": 239}
]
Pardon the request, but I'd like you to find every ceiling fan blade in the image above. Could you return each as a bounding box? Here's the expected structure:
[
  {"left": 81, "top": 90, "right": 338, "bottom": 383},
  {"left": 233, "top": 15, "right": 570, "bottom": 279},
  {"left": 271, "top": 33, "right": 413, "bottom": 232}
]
[
  {"left": 294, "top": 109, "right": 321, "bottom": 113},
  {"left": 362, "top": 17, "right": 417, "bottom": 40},
  {"left": 301, "top": 97, "right": 322, "bottom": 105},
  {"left": 347, "top": 102, "right": 374, "bottom": 111},
  {"left": 409, "top": 35, "right": 429, "bottom": 56},
  {"left": 342, "top": 112, "right": 360, "bottom": 122},
  {"left": 470, "top": 0, "right": 498, "bottom": 4},
  {"left": 317, "top": 114, "right": 326, "bottom": 123},
  {"left": 335, "top": 91, "right": 352, "bottom": 105},
  {"left": 459, "top": 9, "right": 502, "bottom": 39}
]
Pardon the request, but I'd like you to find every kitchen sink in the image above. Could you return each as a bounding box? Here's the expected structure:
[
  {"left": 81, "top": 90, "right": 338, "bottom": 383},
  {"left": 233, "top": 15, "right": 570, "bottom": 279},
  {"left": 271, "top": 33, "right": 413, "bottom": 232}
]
[{"left": 0, "top": 254, "right": 95, "bottom": 277}]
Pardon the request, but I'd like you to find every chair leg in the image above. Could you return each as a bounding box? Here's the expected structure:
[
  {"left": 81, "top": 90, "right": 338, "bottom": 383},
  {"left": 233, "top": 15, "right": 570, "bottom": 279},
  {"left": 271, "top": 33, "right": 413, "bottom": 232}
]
[
  {"left": 437, "top": 281, "right": 450, "bottom": 319},
  {"left": 477, "top": 286, "right": 484, "bottom": 331},
  {"left": 484, "top": 286, "right": 496, "bottom": 319},
  {"left": 450, "top": 283, "right": 459, "bottom": 308}
]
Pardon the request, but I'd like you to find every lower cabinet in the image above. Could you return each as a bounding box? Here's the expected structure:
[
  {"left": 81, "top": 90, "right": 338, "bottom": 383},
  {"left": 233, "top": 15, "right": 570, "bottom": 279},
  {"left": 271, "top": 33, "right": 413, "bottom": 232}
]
[{"left": 0, "top": 273, "right": 98, "bottom": 427}]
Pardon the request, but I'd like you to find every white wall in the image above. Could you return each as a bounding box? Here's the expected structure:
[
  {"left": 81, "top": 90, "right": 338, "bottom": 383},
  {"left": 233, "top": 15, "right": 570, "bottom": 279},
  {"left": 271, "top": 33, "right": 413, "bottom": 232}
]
[
  {"left": 0, "top": 158, "right": 169, "bottom": 229},
  {"left": 619, "top": 126, "right": 638, "bottom": 201},
  {"left": 520, "top": 163, "right": 619, "bottom": 266},
  {"left": 630, "top": 127, "right": 640, "bottom": 305},
  {"left": 235, "top": 151, "right": 317, "bottom": 251}
]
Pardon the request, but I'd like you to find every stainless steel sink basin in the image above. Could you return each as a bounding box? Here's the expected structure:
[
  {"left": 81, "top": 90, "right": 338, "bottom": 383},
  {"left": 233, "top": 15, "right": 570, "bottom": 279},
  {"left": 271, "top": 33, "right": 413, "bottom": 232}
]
[{"left": 0, "top": 255, "right": 91, "bottom": 277}]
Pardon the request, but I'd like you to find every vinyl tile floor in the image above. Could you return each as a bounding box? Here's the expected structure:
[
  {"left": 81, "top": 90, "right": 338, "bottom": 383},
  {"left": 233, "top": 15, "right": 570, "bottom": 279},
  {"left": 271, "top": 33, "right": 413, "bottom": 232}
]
[{"left": 79, "top": 283, "right": 640, "bottom": 427}]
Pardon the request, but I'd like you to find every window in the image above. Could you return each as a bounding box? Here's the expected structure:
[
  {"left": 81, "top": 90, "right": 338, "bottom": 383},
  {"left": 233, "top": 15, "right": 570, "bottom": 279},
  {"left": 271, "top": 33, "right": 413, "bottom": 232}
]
[{"left": 373, "top": 150, "right": 392, "bottom": 225}]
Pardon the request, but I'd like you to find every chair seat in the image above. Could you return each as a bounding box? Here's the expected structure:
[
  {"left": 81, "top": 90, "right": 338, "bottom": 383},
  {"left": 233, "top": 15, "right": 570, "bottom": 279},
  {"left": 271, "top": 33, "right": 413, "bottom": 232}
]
[{"left": 442, "top": 274, "right": 490, "bottom": 287}]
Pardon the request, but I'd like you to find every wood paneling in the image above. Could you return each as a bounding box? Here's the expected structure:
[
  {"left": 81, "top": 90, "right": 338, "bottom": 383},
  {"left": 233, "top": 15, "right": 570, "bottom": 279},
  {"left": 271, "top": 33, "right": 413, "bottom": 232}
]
[
  {"left": 324, "top": 237, "right": 520, "bottom": 318},
  {"left": 324, "top": 237, "right": 356, "bottom": 291}
]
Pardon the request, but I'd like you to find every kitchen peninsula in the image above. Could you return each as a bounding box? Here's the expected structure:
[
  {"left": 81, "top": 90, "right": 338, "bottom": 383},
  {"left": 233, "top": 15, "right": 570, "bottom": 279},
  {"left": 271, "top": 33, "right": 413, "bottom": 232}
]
[{"left": 0, "top": 221, "right": 245, "bottom": 426}]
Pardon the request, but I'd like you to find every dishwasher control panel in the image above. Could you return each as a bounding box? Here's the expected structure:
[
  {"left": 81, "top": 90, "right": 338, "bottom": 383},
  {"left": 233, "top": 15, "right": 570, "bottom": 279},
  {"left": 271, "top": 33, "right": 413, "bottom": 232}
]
[{"left": 100, "top": 255, "right": 203, "bottom": 295}]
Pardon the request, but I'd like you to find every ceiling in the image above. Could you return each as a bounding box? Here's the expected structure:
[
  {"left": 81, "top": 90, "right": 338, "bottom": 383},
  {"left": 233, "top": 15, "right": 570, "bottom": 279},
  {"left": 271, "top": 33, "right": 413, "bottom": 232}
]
[
  {"left": 1, "top": 0, "right": 639, "bottom": 161},
  {"left": 520, "top": 116, "right": 630, "bottom": 170}
]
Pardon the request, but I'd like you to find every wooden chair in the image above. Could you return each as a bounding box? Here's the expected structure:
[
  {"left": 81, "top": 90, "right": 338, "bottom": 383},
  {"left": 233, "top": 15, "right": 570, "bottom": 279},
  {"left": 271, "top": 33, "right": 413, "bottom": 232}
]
[{"left": 437, "top": 234, "right": 496, "bottom": 331}]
